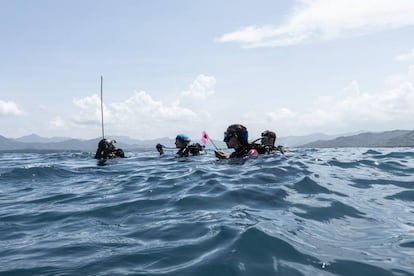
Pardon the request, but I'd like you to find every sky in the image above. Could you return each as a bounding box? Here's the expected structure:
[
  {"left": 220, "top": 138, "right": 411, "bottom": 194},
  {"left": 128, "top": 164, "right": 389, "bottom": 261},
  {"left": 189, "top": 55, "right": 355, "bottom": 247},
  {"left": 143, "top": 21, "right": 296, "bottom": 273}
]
[{"left": 1, "top": 0, "right": 414, "bottom": 141}]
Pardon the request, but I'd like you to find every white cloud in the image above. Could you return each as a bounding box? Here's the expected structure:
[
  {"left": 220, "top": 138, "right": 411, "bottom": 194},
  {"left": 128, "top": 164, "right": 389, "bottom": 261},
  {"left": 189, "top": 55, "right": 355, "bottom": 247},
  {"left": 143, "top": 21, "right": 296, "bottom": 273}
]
[
  {"left": 68, "top": 75, "right": 216, "bottom": 139},
  {"left": 267, "top": 65, "right": 414, "bottom": 134},
  {"left": 181, "top": 74, "right": 216, "bottom": 100},
  {"left": 396, "top": 49, "right": 414, "bottom": 62},
  {"left": 110, "top": 90, "right": 198, "bottom": 122},
  {"left": 409, "top": 65, "right": 414, "bottom": 80},
  {"left": 72, "top": 94, "right": 106, "bottom": 126},
  {"left": 267, "top": 108, "right": 297, "bottom": 122},
  {"left": 217, "top": 0, "right": 414, "bottom": 48},
  {"left": 385, "top": 64, "right": 414, "bottom": 87},
  {"left": 49, "top": 116, "right": 66, "bottom": 129},
  {"left": 0, "top": 100, "right": 24, "bottom": 116}
]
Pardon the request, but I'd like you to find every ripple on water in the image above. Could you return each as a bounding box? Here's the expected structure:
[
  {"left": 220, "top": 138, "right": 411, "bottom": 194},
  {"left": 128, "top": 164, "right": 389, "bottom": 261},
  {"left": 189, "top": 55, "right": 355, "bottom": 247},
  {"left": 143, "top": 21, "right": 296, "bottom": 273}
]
[{"left": 0, "top": 149, "right": 414, "bottom": 275}]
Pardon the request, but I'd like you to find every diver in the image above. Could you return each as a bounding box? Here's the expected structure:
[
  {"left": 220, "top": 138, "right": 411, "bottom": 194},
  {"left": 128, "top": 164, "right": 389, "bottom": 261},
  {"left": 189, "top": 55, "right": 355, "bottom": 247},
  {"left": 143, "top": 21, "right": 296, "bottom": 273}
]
[
  {"left": 214, "top": 124, "right": 258, "bottom": 159},
  {"left": 94, "top": 138, "right": 125, "bottom": 159},
  {"left": 156, "top": 134, "right": 205, "bottom": 157},
  {"left": 254, "top": 130, "right": 277, "bottom": 154},
  {"left": 253, "top": 130, "right": 286, "bottom": 154}
]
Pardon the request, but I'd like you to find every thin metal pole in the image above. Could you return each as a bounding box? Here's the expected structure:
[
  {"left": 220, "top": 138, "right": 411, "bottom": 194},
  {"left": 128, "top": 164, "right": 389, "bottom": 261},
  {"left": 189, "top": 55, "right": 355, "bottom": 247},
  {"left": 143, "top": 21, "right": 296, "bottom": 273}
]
[{"left": 100, "top": 76, "right": 105, "bottom": 139}]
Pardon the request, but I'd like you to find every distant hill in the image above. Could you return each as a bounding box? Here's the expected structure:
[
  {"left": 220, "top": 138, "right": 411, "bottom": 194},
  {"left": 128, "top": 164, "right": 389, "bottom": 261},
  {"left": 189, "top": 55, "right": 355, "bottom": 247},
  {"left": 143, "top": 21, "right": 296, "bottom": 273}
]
[
  {"left": 0, "top": 135, "right": 98, "bottom": 152},
  {"left": 15, "top": 134, "right": 72, "bottom": 143},
  {"left": 2, "top": 130, "right": 413, "bottom": 152},
  {"left": 277, "top": 133, "right": 340, "bottom": 147},
  {"left": 299, "top": 130, "right": 414, "bottom": 148},
  {"left": 0, "top": 135, "right": 153, "bottom": 152},
  {"left": 0, "top": 135, "right": 23, "bottom": 149},
  {"left": 0, "top": 134, "right": 207, "bottom": 152},
  {"left": 385, "top": 130, "right": 414, "bottom": 147},
  {"left": 0, "top": 134, "right": 228, "bottom": 153}
]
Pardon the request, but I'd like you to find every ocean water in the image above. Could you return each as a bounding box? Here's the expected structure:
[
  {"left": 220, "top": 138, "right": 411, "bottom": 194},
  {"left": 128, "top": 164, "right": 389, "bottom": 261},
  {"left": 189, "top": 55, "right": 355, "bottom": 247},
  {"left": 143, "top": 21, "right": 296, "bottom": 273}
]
[{"left": 1, "top": 148, "right": 414, "bottom": 276}]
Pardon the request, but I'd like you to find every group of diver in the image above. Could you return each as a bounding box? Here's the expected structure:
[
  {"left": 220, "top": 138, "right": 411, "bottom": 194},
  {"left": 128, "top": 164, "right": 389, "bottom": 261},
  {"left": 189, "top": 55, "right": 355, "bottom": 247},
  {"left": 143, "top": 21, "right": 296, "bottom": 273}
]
[
  {"left": 214, "top": 124, "right": 284, "bottom": 159},
  {"left": 94, "top": 123, "right": 285, "bottom": 160}
]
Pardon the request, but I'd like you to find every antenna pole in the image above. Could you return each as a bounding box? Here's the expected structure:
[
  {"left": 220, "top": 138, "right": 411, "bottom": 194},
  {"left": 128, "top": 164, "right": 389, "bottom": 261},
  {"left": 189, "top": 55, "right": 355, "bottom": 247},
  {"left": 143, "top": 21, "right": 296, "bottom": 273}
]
[{"left": 100, "top": 75, "right": 105, "bottom": 140}]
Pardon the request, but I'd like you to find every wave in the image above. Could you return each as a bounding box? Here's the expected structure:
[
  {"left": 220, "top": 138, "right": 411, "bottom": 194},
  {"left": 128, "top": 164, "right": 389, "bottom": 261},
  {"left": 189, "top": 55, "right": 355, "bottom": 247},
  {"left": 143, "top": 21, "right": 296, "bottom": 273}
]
[{"left": 1, "top": 148, "right": 414, "bottom": 275}]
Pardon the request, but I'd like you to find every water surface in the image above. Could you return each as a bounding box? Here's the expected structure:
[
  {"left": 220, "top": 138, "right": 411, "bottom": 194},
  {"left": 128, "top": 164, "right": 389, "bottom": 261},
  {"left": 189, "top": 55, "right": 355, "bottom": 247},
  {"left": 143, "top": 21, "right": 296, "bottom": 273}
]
[{"left": 1, "top": 148, "right": 414, "bottom": 275}]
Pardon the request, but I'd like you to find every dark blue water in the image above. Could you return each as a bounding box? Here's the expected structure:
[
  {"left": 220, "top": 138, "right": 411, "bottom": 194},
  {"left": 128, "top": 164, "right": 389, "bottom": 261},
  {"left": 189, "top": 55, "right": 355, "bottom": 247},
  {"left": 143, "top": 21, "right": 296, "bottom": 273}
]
[{"left": 1, "top": 148, "right": 414, "bottom": 276}]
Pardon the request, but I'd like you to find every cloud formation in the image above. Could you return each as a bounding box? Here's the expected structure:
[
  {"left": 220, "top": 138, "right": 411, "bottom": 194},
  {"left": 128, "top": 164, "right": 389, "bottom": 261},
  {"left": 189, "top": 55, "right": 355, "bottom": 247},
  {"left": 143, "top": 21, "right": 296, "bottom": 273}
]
[
  {"left": 217, "top": 0, "right": 414, "bottom": 48},
  {"left": 395, "top": 49, "right": 414, "bottom": 62},
  {"left": 181, "top": 74, "right": 216, "bottom": 100},
  {"left": 111, "top": 91, "right": 198, "bottom": 122},
  {"left": 267, "top": 65, "right": 414, "bottom": 134},
  {"left": 49, "top": 116, "right": 66, "bottom": 129},
  {"left": 0, "top": 100, "right": 24, "bottom": 116},
  {"left": 69, "top": 75, "right": 216, "bottom": 138},
  {"left": 72, "top": 94, "right": 106, "bottom": 126}
]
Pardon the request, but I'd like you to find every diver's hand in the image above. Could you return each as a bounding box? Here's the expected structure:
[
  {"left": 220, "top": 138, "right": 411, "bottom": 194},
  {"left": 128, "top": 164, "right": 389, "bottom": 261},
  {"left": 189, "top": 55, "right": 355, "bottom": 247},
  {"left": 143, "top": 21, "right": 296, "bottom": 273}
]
[
  {"left": 156, "top": 143, "right": 164, "bottom": 155},
  {"left": 214, "top": 150, "right": 229, "bottom": 159}
]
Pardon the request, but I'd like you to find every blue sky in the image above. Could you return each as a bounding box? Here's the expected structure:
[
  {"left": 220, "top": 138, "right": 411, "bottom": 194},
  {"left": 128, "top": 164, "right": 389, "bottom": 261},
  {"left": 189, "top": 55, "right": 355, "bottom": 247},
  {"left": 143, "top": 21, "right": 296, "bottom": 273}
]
[{"left": 1, "top": 0, "right": 414, "bottom": 141}]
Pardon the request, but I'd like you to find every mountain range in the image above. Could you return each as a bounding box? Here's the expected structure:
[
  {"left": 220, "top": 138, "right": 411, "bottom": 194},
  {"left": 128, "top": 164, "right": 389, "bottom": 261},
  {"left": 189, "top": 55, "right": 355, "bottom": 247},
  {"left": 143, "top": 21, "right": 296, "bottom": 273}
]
[
  {"left": 0, "top": 129, "right": 413, "bottom": 152},
  {"left": 0, "top": 133, "right": 317, "bottom": 152},
  {"left": 0, "top": 134, "right": 174, "bottom": 153},
  {"left": 299, "top": 130, "right": 414, "bottom": 148}
]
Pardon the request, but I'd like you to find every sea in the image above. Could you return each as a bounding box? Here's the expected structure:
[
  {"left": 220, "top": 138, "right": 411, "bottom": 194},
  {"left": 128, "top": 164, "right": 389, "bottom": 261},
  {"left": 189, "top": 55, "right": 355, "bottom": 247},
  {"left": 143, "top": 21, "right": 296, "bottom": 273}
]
[{"left": 1, "top": 148, "right": 414, "bottom": 276}]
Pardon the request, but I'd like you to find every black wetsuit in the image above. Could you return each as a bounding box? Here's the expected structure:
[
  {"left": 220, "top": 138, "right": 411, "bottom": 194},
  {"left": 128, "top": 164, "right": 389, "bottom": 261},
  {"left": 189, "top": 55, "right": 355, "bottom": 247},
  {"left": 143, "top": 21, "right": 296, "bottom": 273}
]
[
  {"left": 252, "top": 143, "right": 286, "bottom": 155},
  {"left": 176, "top": 143, "right": 205, "bottom": 157},
  {"left": 229, "top": 144, "right": 255, "bottom": 158},
  {"left": 94, "top": 139, "right": 125, "bottom": 159},
  {"left": 253, "top": 144, "right": 277, "bottom": 154}
]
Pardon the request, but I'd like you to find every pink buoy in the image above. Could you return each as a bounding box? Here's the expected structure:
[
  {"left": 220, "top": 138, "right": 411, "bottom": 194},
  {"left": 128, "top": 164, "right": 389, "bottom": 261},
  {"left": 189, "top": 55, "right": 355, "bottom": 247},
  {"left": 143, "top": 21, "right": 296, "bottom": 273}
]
[{"left": 248, "top": 149, "right": 258, "bottom": 155}]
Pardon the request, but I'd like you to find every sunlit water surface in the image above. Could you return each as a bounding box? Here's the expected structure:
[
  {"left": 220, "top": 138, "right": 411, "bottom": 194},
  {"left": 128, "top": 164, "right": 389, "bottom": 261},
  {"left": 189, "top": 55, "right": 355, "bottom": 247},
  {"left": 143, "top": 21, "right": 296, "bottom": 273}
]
[{"left": 1, "top": 148, "right": 414, "bottom": 275}]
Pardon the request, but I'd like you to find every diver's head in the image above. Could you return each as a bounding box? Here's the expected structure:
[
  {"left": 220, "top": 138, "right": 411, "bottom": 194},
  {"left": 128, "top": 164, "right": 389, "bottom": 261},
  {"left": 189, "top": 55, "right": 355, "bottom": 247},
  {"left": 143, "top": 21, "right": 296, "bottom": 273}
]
[
  {"left": 223, "top": 124, "right": 248, "bottom": 148},
  {"left": 261, "top": 130, "right": 276, "bottom": 146},
  {"left": 175, "top": 134, "right": 191, "bottom": 148}
]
